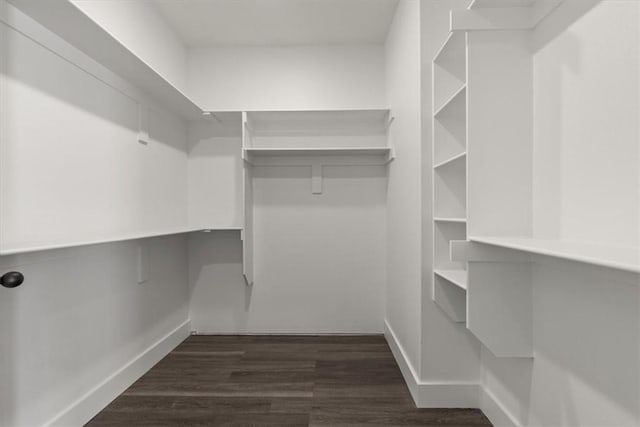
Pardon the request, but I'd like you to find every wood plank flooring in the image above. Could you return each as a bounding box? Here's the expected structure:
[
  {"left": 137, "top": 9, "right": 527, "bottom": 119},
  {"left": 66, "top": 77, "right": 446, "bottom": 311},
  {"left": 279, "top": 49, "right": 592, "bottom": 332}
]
[{"left": 87, "top": 335, "right": 492, "bottom": 426}]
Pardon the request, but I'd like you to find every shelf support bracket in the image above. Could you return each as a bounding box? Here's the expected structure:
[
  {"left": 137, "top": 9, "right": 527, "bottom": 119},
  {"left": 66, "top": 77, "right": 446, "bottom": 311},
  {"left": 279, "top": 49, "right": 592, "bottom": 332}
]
[
  {"left": 311, "top": 162, "right": 323, "bottom": 195},
  {"left": 138, "top": 104, "right": 150, "bottom": 145}
]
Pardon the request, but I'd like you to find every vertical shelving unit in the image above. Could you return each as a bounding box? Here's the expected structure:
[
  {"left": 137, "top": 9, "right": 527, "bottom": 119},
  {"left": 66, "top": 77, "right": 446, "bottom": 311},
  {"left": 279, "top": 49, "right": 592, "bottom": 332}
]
[{"left": 432, "top": 32, "right": 468, "bottom": 323}]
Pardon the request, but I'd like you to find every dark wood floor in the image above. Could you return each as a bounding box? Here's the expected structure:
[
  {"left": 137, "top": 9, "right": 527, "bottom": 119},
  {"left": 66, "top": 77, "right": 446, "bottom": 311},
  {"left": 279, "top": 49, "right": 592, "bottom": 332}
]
[{"left": 87, "top": 335, "right": 492, "bottom": 426}]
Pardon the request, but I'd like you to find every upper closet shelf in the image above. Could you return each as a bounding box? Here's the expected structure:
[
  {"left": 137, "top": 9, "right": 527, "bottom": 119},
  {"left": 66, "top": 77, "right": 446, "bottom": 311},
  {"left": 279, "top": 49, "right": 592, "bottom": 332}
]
[
  {"left": 0, "top": 226, "right": 243, "bottom": 256},
  {"left": 469, "top": 236, "right": 640, "bottom": 274},
  {"left": 7, "top": 0, "right": 204, "bottom": 121},
  {"left": 246, "top": 109, "right": 393, "bottom": 136}
]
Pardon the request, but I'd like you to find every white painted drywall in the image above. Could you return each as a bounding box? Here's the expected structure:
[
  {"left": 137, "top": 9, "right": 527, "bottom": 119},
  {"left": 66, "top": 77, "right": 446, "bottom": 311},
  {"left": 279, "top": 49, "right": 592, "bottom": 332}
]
[
  {"left": 420, "top": 0, "right": 481, "bottom": 385},
  {"left": 384, "top": 0, "right": 423, "bottom": 377},
  {"left": 188, "top": 165, "right": 387, "bottom": 334},
  {"left": 187, "top": 45, "right": 386, "bottom": 111},
  {"left": 0, "top": 4, "right": 190, "bottom": 425},
  {"left": 0, "top": 5, "right": 189, "bottom": 253},
  {"left": 0, "top": 236, "right": 190, "bottom": 427},
  {"left": 187, "top": 122, "right": 243, "bottom": 229},
  {"left": 533, "top": 0, "right": 639, "bottom": 247},
  {"left": 71, "top": 0, "right": 188, "bottom": 93},
  {"left": 480, "top": 2, "right": 640, "bottom": 426}
]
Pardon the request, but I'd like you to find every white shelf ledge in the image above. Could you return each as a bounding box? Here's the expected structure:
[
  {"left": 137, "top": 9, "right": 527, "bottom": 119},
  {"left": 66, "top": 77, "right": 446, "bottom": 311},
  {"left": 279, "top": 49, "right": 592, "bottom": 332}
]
[
  {"left": 434, "top": 85, "right": 466, "bottom": 119},
  {"left": 246, "top": 109, "right": 392, "bottom": 136},
  {"left": 434, "top": 217, "right": 467, "bottom": 224},
  {"left": 435, "top": 269, "right": 468, "bottom": 290},
  {"left": 469, "top": 236, "right": 640, "bottom": 273},
  {"left": 434, "top": 152, "right": 466, "bottom": 169},
  {"left": 245, "top": 147, "right": 392, "bottom": 158},
  {"left": 7, "top": 0, "right": 204, "bottom": 120},
  {"left": 0, "top": 226, "right": 243, "bottom": 256}
]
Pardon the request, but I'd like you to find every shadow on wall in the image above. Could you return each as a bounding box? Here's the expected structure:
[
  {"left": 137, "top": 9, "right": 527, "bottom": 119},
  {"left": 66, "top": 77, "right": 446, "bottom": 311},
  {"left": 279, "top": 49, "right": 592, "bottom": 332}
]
[
  {"left": 187, "top": 231, "right": 250, "bottom": 333},
  {"left": 1, "top": 20, "right": 185, "bottom": 151},
  {"left": 533, "top": 0, "right": 601, "bottom": 52},
  {"left": 529, "top": 264, "right": 639, "bottom": 426}
]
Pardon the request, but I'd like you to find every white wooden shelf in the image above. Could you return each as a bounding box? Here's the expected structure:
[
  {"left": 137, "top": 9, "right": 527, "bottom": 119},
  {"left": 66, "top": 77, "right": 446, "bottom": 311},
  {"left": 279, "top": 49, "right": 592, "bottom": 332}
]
[
  {"left": 7, "top": 0, "right": 204, "bottom": 120},
  {"left": 434, "top": 273, "right": 467, "bottom": 323},
  {"left": 434, "top": 269, "right": 468, "bottom": 290},
  {"left": 434, "top": 85, "right": 466, "bottom": 119},
  {"left": 469, "top": 236, "right": 640, "bottom": 273},
  {"left": 434, "top": 217, "right": 467, "bottom": 223},
  {"left": 0, "top": 226, "right": 243, "bottom": 256},
  {"left": 245, "top": 147, "right": 392, "bottom": 158},
  {"left": 434, "top": 152, "right": 466, "bottom": 169},
  {"left": 246, "top": 109, "right": 392, "bottom": 136}
]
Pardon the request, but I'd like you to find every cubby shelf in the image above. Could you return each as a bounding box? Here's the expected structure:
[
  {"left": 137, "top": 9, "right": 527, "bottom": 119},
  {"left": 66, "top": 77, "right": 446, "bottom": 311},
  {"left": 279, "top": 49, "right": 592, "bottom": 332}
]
[
  {"left": 434, "top": 85, "right": 466, "bottom": 119},
  {"left": 8, "top": 0, "right": 205, "bottom": 120},
  {"left": 434, "top": 152, "right": 466, "bottom": 169},
  {"left": 0, "top": 226, "right": 243, "bottom": 256},
  {"left": 434, "top": 269, "right": 468, "bottom": 290},
  {"left": 469, "top": 236, "right": 640, "bottom": 273}
]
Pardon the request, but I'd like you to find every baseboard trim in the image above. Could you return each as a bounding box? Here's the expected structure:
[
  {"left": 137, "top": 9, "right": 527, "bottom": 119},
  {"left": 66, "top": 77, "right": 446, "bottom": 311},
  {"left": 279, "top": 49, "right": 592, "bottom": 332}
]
[
  {"left": 383, "top": 319, "right": 480, "bottom": 408},
  {"left": 480, "top": 386, "right": 521, "bottom": 427},
  {"left": 45, "top": 319, "right": 191, "bottom": 427}
]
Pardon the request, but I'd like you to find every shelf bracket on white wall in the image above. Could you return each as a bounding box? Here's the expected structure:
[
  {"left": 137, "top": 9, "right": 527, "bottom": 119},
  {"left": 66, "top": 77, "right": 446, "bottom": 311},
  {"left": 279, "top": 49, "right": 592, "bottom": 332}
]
[
  {"left": 311, "top": 162, "right": 323, "bottom": 194},
  {"left": 138, "top": 104, "right": 150, "bottom": 145}
]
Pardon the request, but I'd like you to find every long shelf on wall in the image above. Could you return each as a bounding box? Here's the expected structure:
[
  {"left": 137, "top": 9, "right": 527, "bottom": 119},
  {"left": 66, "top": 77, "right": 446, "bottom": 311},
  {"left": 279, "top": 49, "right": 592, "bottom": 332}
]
[
  {"left": 0, "top": 226, "right": 243, "bottom": 256},
  {"left": 469, "top": 236, "right": 640, "bottom": 274},
  {"left": 6, "top": 0, "right": 204, "bottom": 121}
]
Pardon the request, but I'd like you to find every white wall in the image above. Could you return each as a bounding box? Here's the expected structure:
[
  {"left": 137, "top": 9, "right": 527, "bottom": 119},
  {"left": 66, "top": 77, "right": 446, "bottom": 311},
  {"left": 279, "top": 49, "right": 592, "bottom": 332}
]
[
  {"left": 384, "top": 0, "right": 423, "bottom": 376},
  {"left": 71, "top": 0, "right": 188, "bottom": 93},
  {"left": 189, "top": 165, "right": 387, "bottom": 334},
  {"left": 187, "top": 122, "right": 243, "bottom": 229},
  {"left": 0, "top": 3, "right": 190, "bottom": 425},
  {"left": 482, "top": 2, "right": 640, "bottom": 426},
  {"left": 187, "top": 45, "right": 386, "bottom": 111},
  {"left": 0, "top": 1, "right": 189, "bottom": 253},
  {"left": 0, "top": 236, "right": 190, "bottom": 427},
  {"left": 532, "top": 0, "right": 639, "bottom": 247}
]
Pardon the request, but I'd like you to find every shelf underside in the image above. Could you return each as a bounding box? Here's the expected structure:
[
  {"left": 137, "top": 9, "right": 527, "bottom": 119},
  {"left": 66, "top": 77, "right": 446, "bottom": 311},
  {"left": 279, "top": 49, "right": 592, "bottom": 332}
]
[
  {"left": 469, "top": 236, "right": 640, "bottom": 273},
  {"left": 7, "top": 0, "right": 204, "bottom": 121},
  {"left": 247, "top": 110, "right": 392, "bottom": 136}
]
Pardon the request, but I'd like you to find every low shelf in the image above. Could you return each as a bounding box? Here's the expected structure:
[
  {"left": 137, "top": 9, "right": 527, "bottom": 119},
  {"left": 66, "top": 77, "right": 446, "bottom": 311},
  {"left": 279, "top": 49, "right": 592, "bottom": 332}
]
[
  {"left": 434, "top": 269, "right": 468, "bottom": 290},
  {"left": 434, "top": 152, "right": 466, "bottom": 169}
]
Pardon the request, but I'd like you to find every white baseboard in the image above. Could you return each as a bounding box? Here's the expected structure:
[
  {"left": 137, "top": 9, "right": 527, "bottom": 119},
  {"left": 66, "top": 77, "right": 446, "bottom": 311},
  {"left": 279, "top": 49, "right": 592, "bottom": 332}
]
[
  {"left": 45, "top": 320, "right": 191, "bottom": 427},
  {"left": 383, "top": 319, "right": 480, "bottom": 408},
  {"left": 480, "top": 387, "right": 521, "bottom": 427}
]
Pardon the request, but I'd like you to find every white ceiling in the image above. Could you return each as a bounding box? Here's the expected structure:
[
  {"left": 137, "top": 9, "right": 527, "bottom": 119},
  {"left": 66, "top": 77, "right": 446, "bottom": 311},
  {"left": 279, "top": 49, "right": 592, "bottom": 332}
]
[{"left": 152, "top": 0, "right": 399, "bottom": 47}]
